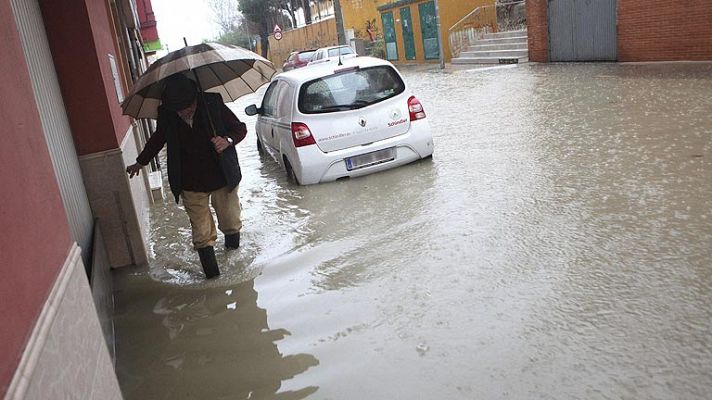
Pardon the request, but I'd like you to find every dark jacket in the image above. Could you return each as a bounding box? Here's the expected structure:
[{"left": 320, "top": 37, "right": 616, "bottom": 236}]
[{"left": 136, "top": 93, "right": 246, "bottom": 202}]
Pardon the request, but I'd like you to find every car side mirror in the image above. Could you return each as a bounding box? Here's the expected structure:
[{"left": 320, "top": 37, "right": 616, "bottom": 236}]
[{"left": 245, "top": 104, "right": 259, "bottom": 116}]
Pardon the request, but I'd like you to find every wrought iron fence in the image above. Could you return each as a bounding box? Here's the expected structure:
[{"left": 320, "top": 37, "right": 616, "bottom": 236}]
[{"left": 448, "top": 0, "right": 527, "bottom": 59}]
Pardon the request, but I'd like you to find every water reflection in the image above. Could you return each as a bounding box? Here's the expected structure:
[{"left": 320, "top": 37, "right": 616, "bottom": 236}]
[{"left": 114, "top": 274, "right": 319, "bottom": 399}]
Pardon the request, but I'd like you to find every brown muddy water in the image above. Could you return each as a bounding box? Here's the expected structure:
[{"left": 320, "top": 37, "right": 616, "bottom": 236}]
[{"left": 114, "top": 63, "right": 712, "bottom": 399}]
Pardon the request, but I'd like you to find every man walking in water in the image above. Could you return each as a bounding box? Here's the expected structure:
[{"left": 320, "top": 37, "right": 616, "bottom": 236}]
[{"left": 126, "top": 74, "right": 246, "bottom": 279}]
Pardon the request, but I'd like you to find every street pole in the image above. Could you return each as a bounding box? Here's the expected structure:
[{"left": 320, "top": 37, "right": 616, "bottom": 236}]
[
  {"left": 333, "top": 0, "right": 347, "bottom": 45},
  {"left": 434, "top": 0, "right": 445, "bottom": 70}
]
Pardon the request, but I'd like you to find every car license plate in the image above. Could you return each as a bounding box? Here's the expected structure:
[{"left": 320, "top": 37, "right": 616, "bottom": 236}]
[{"left": 345, "top": 147, "right": 396, "bottom": 171}]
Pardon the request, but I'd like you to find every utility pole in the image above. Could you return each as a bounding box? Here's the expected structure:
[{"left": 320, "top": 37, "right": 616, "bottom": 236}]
[
  {"left": 435, "top": 0, "right": 445, "bottom": 69},
  {"left": 333, "top": 0, "right": 347, "bottom": 45}
]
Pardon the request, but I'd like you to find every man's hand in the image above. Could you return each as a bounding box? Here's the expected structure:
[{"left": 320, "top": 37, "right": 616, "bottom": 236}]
[
  {"left": 126, "top": 163, "right": 143, "bottom": 178},
  {"left": 211, "top": 136, "right": 232, "bottom": 154}
]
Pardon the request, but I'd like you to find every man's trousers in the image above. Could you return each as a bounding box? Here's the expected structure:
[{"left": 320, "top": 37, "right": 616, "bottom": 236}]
[{"left": 181, "top": 186, "right": 242, "bottom": 249}]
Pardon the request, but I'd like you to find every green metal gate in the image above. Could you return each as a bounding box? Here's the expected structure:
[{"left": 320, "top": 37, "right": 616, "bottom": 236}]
[
  {"left": 381, "top": 11, "right": 399, "bottom": 61},
  {"left": 400, "top": 7, "right": 416, "bottom": 60},
  {"left": 418, "top": 1, "right": 440, "bottom": 60}
]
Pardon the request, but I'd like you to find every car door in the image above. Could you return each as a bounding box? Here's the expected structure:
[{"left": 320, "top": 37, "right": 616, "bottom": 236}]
[
  {"left": 273, "top": 81, "right": 295, "bottom": 156},
  {"left": 260, "top": 80, "right": 293, "bottom": 153},
  {"left": 257, "top": 80, "right": 279, "bottom": 152}
]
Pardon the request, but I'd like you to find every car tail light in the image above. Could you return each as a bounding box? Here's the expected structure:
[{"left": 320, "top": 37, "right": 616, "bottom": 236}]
[
  {"left": 408, "top": 96, "right": 426, "bottom": 121},
  {"left": 291, "top": 122, "right": 316, "bottom": 147}
]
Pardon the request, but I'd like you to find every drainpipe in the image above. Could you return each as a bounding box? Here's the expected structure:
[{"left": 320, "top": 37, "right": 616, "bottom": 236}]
[
  {"left": 435, "top": 0, "right": 445, "bottom": 69},
  {"left": 333, "top": 0, "right": 347, "bottom": 45}
]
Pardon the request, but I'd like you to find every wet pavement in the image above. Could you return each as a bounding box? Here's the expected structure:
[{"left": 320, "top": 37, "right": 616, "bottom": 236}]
[{"left": 114, "top": 62, "right": 712, "bottom": 399}]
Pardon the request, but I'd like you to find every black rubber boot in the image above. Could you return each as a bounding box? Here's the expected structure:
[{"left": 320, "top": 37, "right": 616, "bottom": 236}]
[
  {"left": 197, "top": 246, "right": 220, "bottom": 279},
  {"left": 225, "top": 232, "right": 240, "bottom": 250}
]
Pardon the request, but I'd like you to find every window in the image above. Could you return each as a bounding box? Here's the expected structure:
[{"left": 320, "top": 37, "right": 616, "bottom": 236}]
[
  {"left": 298, "top": 66, "right": 405, "bottom": 114},
  {"left": 299, "top": 51, "right": 316, "bottom": 62},
  {"left": 261, "top": 81, "right": 279, "bottom": 116},
  {"left": 274, "top": 81, "right": 292, "bottom": 119},
  {"left": 327, "top": 47, "right": 354, "bottom": 57}
]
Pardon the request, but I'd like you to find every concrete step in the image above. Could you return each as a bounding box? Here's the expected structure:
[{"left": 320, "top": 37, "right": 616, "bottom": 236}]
[
  {"left": 452, "top": 56, "right": 528, "bottom": 65},
  {"left": 475, "top": 36, "right": 528, "bottom": 45},
  {"left": 466, "top": 42, "right": 528, "bottom": 51},
  {"left": 460, "top": 48, "right": 529, "bottom": 58},
  {"left": 482, "top": 30, "right": 527, "bottom": 40},
  {"left": 460, "top": 49, "right": 528, "bottom": 58}
]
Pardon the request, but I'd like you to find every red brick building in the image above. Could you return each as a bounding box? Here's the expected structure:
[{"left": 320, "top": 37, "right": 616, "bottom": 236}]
[
  {"left": 137, "top": 0, "right": 162, "bottom": 55},
  {"left": 527, "top": 0, "right": 712, "bottom": 62}
]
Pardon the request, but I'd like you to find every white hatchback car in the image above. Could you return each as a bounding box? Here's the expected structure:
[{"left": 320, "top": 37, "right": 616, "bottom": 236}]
[
  {"left": 245, "top": 56, "right": 434, "bottom": 185},
  {"left": 307, "top": 45, "right": 358, "bottom": 66}
]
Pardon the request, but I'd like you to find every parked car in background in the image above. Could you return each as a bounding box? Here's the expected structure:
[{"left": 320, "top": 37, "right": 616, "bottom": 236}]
[
  {"left": 307, "top": 45, "right": 358, "bottom": 66},
  {"left": 245, "top": 56, "right": 434, "bottom": 185},
  {"left": 282, "top": 49, "right": 316, "bottom": 71}
]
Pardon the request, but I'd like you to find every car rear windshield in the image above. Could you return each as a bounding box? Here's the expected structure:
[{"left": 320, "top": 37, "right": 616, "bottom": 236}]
[
  {"left": 327, "top": 47, "right": 354, "bottom": 57},
  {"left": 298, "top": 66, "right": 406, "bottom": 114},
  {"left": 299, "top": 51, "right": 315, "bottom": 61}
]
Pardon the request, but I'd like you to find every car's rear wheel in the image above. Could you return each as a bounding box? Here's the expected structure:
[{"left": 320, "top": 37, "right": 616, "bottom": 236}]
[{"left": 283, "top": 156, "right": 300, "bottom": 185}]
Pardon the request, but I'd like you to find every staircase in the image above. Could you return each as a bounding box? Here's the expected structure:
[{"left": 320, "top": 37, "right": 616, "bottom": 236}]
[{"left": 452, "top": 29, "right": 528, "bottom": 65}]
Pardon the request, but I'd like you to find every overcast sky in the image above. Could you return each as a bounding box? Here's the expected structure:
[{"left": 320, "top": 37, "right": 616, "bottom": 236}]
[{"left": 151, "top": 0, "right": 219, "bottom": 53}]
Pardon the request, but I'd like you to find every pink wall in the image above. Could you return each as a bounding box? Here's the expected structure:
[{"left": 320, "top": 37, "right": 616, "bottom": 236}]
[
  {"left": 0, "top": 0, "right": 73, "bottom": 394},
  {"left": 40, "top": 0, "right": 132, "bottom": 156}
]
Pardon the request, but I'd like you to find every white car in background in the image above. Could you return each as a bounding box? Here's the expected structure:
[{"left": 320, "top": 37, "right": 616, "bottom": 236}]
[
  {"left": 245, "top": 56, "right": 434, "bottom": 185},
  {"left": 307, "top": 45, "right": 358, "bottom": 66}
]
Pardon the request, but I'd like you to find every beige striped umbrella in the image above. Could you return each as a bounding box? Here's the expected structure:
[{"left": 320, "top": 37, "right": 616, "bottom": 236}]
[{"left": 122, "top": 43, "right": 276, "bottom": 119}]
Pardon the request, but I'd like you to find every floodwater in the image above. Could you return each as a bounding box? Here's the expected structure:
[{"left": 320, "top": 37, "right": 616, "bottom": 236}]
[{"left": 114, "top": 63, "right": 712, "bottom": 399}]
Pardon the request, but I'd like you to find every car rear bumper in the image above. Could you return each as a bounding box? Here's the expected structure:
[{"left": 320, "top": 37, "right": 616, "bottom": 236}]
[{"left": 292, "top": 119, "right": 434, "bottom": 185}]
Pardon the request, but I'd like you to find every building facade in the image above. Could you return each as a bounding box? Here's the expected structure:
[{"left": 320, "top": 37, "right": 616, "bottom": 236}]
[
  {"left": 1, "top": 0, "right": 158, "bottom": 398},
  {"left": 261, "top": 0, "right": 496, "bottom": 67},
  {"left": 528, "top": 0, "right": 712, "bottom": 62},
  {"left": 137, "top": 0, "right": 162, "bottom": 56},
  {"left": 342, "top": 0, "right": 495, "bottom": 63}
]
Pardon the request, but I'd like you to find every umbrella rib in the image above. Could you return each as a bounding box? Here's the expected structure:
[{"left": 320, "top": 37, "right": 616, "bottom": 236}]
[
  {"left": 208, "top": 62, "right": 238, "bottom": 102},
  {"left": 216, "top": 60, "right": 252, "bottom": 101},
  {"left": 229, "top": 58, "right": 273, "bottom": 83},
  {"left": 226, "top": 60, "right": 260, "bottom": 94},
  {"left": 249, "top": 60, "right": 276, "bottom": 83}
]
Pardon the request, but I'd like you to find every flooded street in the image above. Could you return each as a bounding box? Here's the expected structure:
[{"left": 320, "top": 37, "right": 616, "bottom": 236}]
[{"left": 114, "top": 63, "right": 712, "bottom": 399}]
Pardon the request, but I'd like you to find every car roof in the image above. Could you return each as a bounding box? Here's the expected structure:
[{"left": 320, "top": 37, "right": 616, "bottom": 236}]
[
  {"left": 276, "top": 56, "right": 396, "bottom": 85},
  {"left": 317, "top": 45, "right": 352, "bottom": 51}
]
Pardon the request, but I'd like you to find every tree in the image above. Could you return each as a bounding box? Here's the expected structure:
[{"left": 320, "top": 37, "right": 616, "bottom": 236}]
[
  {"left": 208, "top": 0, "right": 243, "bottom": 34},
  {"left": 281, "top": 0, "right": 299, "bottom": 28},
  {"left": 239, "top": 0, "right": 281, "bottom": 57},
  {"left": 207, "top": 0, "right": 253, "bottom": 49},
  {"left": 301, "top": 0, "right": 312, "bottom": 25},
  {"left": 214, "top": 24, "right": 254, "bottom": 49}
]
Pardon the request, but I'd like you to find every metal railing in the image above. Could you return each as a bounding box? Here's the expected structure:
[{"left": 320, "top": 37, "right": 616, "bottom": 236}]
[{"left": 448, "top": 0, "right": 527, "bottom": 59}]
